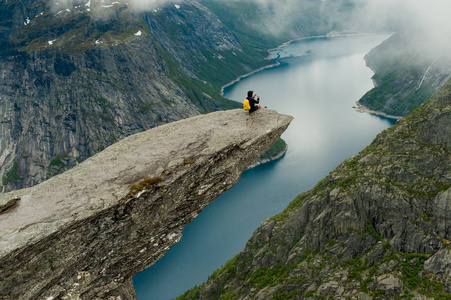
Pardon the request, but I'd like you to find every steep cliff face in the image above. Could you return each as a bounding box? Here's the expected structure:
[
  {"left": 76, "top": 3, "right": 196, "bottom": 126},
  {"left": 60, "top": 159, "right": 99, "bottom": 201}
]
[
  {"left": 0, "top": 108, "right": 293, "bottom": 300},
  {"left": 181, "top": 83, "right": 451, "bottom": 299},
  {"left": 0, "top": 0, "right": 244, "bottom": 192}
]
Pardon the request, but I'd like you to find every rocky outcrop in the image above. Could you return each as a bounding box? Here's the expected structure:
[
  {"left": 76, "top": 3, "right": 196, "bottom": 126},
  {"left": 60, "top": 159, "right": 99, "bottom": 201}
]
[
  {"left": 0, "top": 108, "right": 293, "bottom": 300},
  {"left": 180, "top": 83, "right": 451, "bottom": 299}
]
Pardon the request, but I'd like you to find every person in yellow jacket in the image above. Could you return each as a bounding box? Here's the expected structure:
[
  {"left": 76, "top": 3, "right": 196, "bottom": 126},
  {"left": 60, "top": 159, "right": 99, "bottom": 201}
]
[{"left": 246, "top": 90, "right": 261, "bottom": 113}]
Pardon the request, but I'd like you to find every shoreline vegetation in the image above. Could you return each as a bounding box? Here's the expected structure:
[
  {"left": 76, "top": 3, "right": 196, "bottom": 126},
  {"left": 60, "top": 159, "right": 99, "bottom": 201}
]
[
  {"left": 220, "top": 62, "right": 280, "bottom": 96},
  {"left": 248, "top": 144, "right": 288, "bottom": 169},
  {"left": 355, "top": 101, "right": 403, "bottom": 120}
]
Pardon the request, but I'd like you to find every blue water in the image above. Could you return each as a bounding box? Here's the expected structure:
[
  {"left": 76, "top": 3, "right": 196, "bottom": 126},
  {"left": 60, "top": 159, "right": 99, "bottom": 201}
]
[{"left": 134, "top": 33, "right": 396, "bottom": 300}]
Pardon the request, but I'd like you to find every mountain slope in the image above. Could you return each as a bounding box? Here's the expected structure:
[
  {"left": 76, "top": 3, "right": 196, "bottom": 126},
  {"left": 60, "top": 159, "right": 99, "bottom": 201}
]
[
  {"left": 199, "top": 0, "right": 361, "bottom": 56},
  {"left": 0, "top": 0, "right": 250, "bottom": 192},
  {"left": 180, "top": 82, "right": 451, "bottom": 299},
  {"left": 359, "top": 31, "right": 451, "bottom": 117}
]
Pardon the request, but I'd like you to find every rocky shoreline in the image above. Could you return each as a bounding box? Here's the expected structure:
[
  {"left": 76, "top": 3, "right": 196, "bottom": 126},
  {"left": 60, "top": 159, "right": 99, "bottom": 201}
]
[
  {"left": 248, "top": 145, "right": 288, "bottom": 169},
  {"left": 220, "top": 62, "right": 280, "bottom": 96},
  {"left": 355, "top": 101, "right": 403, "bottom": 120}
]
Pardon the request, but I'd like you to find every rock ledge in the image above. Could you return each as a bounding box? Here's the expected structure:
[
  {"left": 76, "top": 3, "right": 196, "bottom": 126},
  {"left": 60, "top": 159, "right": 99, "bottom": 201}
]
[{"left": 0, "top": 108, "right": 293, "bottom": 300}]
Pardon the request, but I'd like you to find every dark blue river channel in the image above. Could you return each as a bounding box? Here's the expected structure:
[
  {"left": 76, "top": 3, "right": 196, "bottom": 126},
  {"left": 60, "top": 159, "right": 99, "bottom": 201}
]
[{"left": 134, "top": 33, "right": 396, "bottom": 300}]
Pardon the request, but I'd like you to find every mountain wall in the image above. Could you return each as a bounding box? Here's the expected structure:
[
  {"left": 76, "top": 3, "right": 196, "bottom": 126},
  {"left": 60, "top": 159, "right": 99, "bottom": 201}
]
[
  {"left": 0, "top": 108, "right": 293, "bottom": 299},
  {"left": 0, "top": 0, "right": 246, "bottom": 192},
  {"left": 180, "top": 83, "right": 451, "bottom": 299}
]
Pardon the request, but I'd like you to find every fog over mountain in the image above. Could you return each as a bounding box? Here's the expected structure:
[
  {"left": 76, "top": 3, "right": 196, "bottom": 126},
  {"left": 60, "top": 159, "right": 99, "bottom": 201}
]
[
  {"left": 47, "top": 0, "right": 451, "bottom": 50},
  {"left": 231, "top": 0, "right": 451, "bottom": 45},
  {"left": 48, "top": 0, "right": 451, "bottom": 34},
  {"left": 356, "top": 0, "right": 451, "bottom": 52}
]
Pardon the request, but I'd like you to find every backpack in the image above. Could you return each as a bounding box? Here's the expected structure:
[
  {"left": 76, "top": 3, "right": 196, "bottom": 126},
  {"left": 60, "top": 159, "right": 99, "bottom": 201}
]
[{"left": 243, "top": 99, "right": 251, "bottom": 111}]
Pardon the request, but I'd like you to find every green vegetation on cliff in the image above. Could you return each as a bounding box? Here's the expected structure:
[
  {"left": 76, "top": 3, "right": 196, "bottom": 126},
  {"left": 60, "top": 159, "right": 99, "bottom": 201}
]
[
  {"left": 259, "top": 138, "right": 287, "bottom": 162},
  {"left": 2, "top": 160, "right": 21, "bottom": 186},
  {"left": 155, "top": 46, "right": 241, "bottom": 113}
]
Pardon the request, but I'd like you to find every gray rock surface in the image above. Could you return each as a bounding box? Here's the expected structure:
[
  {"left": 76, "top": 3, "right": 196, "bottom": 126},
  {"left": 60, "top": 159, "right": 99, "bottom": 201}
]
[
  {"left": 425, "top": 247, "right": 451, "bottom": 277},
  {"left": 0, "top": 108, "right": 293, "bottom": 299}
]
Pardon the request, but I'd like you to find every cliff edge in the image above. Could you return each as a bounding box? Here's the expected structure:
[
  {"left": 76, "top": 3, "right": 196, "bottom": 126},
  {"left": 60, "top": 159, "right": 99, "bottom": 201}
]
[{"left": 0, "top": 108, "right": 293, "bottom": 300}]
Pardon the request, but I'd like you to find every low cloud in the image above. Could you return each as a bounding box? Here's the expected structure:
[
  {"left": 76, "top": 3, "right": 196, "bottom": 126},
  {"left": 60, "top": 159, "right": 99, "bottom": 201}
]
[
  {"left": 357, "top": 0, "right": 451, "bottom": 33},
  {"left": 127, "top": 0, "right": 177, "bottom": 11},
  {"left": 354, "top": 0, "right": 451, "bottom": 55},
  {"left": 48, "top": 0, "right": 451, "bottom": 54},
  {"left": 228, "top": 0, "right": 451, "bottom": 37},
  {"left": 49, "top": 0, "right": 178, "bottom": 13},
  {"left": 234, "top": 0, "right": 451, "bottom": 54}
]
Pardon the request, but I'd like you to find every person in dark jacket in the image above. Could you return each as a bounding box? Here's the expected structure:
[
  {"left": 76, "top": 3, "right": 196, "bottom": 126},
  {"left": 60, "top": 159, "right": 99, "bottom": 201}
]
[{"left": 247, "top": 90, "right": 261, "bottom": 113}]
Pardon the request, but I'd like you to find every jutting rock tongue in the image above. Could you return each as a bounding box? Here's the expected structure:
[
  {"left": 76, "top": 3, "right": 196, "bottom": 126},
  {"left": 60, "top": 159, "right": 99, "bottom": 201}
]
[{"left": 0, "top": 108, "right": 293, "bottom": 300}]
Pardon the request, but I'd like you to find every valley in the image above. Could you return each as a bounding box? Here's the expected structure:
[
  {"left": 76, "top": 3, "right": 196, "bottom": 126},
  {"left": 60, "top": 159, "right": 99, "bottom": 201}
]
[{"left": 0, "top": 0, "right": 449, "bottom": 299}]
